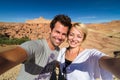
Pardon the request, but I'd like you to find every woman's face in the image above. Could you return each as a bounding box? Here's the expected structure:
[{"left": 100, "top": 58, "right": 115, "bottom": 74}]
[{"left": 68, "top": 27, "right": 84, "bottom": 48}]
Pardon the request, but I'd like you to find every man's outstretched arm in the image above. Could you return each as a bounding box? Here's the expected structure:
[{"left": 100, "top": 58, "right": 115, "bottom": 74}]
[{"left": 0, "top": 46, "right": 28, "bottom": 75}]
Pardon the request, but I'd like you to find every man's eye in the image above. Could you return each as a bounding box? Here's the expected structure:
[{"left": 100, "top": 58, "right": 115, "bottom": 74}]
[
  {"left": 56, "top": 31, "right": 60, "bottom": 34},
  {"left": 62, "top": 33, "right": 67, "bottom": 36}
]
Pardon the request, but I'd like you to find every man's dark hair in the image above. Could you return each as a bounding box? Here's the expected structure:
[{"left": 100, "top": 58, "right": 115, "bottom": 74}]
[{"left": 50, "top": 14, "right": 72, "bottom": 31}]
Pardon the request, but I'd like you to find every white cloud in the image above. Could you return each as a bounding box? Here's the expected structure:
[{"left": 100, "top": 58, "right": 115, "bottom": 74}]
[
  {"left": 78, "top": 16, "right": 96, "bottom": 19},
  {"left": 0, "top": 17, "right": 33, "bottom": 22}
]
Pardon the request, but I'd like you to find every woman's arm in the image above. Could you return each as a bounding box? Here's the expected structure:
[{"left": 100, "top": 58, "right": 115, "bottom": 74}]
[{"left": 99, "top": 56, "right": 120, "bottom": 78}]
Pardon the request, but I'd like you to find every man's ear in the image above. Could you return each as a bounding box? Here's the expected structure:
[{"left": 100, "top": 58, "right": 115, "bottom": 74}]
[{"left": 49, "top": 29, "right": 51, "bottom": 34}]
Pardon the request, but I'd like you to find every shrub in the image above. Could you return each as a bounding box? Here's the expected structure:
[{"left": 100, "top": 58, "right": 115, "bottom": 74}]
[{"left": 0, "top": 34, "right": 30, "bottom": 45}]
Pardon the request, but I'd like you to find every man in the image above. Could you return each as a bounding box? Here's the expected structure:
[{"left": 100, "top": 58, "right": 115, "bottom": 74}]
[{"left": 0, "top": 14, "right": 72, "bottom": 80}]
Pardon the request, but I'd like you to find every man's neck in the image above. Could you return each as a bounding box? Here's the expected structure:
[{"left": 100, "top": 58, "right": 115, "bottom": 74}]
[{"left": 47, "top": 39, "right": 56, "bottom": 50}]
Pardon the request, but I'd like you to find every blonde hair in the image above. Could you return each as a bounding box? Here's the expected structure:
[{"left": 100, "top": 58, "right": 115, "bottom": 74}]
[{"left": 72, "top": 23, "right": 88, "bottom": 41}]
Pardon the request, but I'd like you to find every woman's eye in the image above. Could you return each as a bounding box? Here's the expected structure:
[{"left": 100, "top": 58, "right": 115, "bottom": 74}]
[
  {"left": 77, "top": 35, "right": 82, "bottom": 38},
  {"left": 69, "top": 33, "right": 74, "bottom": 36}
]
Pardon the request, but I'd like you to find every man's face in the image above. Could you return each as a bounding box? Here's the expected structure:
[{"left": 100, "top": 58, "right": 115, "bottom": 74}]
[{"left": 50, "top": 21, "right": 69, "bottom": 47}]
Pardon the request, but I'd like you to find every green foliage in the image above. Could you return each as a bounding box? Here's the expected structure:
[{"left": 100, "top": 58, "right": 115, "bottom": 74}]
[{"left": 0, "top": 34, "right": 30, "bottom": 45}]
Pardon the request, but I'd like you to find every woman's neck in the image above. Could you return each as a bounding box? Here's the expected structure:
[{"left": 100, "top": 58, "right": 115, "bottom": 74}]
[
  {"left": 65, "top": 46, "right": 82, "bottom": 61},
  {"left": 68, "top": 47, "right": 81, "bottom": 54}
]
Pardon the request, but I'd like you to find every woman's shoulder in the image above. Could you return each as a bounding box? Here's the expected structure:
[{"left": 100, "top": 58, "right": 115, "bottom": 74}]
[
  {"left": 85, "top": 48, "right": 99, "bottom": 52},
  {"left": 60, "top": 47, "right": 67, "bottom": 51},
  {"left": 86, "top": 48, "right": 106, "bottom": 57}
]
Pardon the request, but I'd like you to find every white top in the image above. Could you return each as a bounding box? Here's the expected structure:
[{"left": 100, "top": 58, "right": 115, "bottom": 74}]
[{"left": 57, "top": 48, "right": 113, "bottom": 80}]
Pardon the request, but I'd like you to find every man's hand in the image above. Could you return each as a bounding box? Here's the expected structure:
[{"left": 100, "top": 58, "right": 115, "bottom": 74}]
[{"left": 0, "top": 46, "right": 28, "bottom": 75}]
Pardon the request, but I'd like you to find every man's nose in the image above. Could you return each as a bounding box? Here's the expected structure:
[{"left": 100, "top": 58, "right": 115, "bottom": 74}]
[{"left": 58, "top": 33, "right": 62, "bottom": 39}]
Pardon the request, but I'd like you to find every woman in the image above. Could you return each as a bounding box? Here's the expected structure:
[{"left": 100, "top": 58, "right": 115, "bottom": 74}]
[{"left": 57, "top": 23, "right": 120, "bottom": 80}]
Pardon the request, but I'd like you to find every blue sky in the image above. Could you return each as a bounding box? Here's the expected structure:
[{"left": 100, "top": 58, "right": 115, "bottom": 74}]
[{"left": 0, "top": 0, "right": 120, "bottom": 23}]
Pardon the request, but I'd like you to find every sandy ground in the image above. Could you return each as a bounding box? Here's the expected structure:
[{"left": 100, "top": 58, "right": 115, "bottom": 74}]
[{"left": 0, "top": 64, "right": 21, "bottom": 80}]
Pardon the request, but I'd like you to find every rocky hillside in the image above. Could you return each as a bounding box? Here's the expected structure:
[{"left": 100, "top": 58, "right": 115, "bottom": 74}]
[
  {"left": 83, "top": 21, "right": 120, "bottom": 56},
  {"left": 0, "top": 22, "right": 50, "bottom": 40},
  {"left": 25, "top": 17, "right": 51, "bottom": 24}
]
